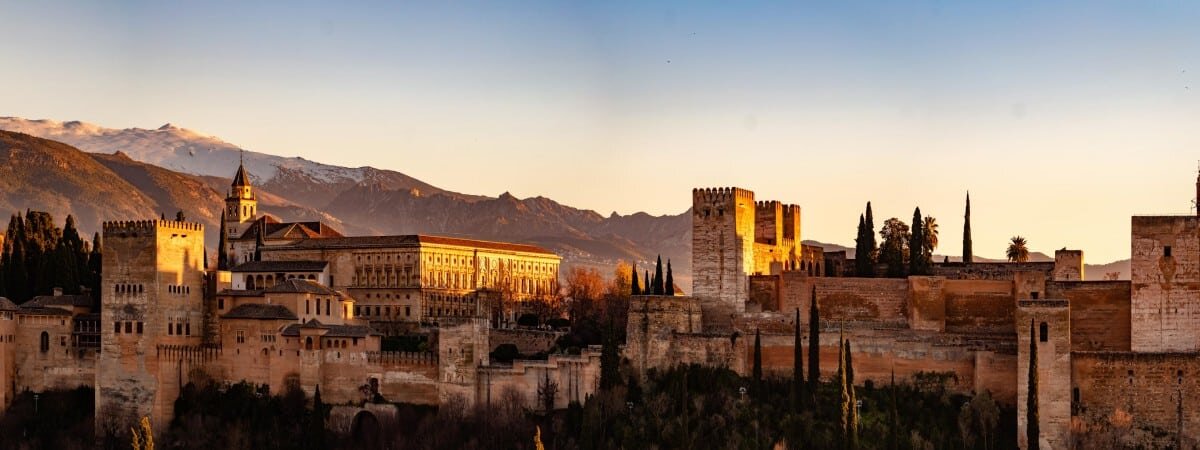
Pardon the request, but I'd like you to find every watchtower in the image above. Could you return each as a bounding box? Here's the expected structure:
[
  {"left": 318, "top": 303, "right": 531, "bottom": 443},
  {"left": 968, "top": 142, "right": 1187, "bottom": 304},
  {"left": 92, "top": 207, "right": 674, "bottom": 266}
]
[
  {"left": 692, "top": 188, "right": 756, "bottom": 313},
  {"left": 96, "top": 219, "right": 205, "bottom": 433}
]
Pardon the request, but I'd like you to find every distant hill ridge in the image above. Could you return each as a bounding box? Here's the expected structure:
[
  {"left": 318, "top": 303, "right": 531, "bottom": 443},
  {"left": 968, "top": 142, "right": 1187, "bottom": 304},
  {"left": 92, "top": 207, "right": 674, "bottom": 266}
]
[{"left": 0, "top": 117, "right": 1131, "bottom": 282}]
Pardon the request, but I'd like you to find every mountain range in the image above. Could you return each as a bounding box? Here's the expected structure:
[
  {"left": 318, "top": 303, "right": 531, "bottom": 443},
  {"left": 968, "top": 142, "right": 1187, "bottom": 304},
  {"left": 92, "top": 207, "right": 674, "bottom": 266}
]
[{"left": 0, "top": 117, "right": 1130, "bottom": 285}]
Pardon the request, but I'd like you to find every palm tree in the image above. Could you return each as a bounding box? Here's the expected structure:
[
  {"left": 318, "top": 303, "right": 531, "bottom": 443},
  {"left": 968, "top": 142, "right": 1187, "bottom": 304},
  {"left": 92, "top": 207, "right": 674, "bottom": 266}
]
[
  {"left": 1007, "top": 236, "right": 1030, "bottom": 262},
  {"left": 922, "top": 216, "right": 939, "bottom": 254}
]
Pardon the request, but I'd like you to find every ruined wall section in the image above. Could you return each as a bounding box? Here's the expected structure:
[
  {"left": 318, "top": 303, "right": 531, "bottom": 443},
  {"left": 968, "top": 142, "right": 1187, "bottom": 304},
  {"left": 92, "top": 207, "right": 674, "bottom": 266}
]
[
  {"left": 479, "top": 350, "right": 601, "bottom": 411},
  {"left": 437, "top": 318, "right": 490, "bottom": 405},
  {"left": 1071, "top": 352, "right": 1200, "bottom": 448},
  {"left": 1130, "top": 216, "right": 1200, "bottom": 352},
  {"left": 626, "top": 296, "right": 704, "bottom": 372},
  {"left": 933, "top": 262, "right": 1055, "bottom": 281},
  {"left": 692, "top": 188, "right": 755, "bottom": 313},
  {"left": 1053, "top": 250, "right": 1084, "bottom": 281},
  {"left": 1047, "top": 281, "right": 1131, "bottom": 352}
]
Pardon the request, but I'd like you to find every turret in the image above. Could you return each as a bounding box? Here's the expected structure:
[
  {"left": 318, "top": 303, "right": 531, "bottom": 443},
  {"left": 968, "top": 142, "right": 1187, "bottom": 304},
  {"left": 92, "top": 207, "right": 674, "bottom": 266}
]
[{"left": 224, "top": 161, "right": 258, "bottom": 262}]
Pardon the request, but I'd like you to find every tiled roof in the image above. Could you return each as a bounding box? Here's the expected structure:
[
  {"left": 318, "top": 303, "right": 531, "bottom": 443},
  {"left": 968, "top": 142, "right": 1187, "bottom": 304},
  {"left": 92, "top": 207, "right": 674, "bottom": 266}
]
[
  {"left": 281, "top": 320, "right": 381, "bottom": 338},
  {"left": 25, "top": 294, "right": 93, "bottom": 308},
  {"left": 16, "top": 306, "right": 72, "bottom": 316},
  {"left": 231, "top": 260, "right": 328, "bottom": 273},
  {"left": 217, "top": 289, "right": 267, "bottom": 297},
  {"left": 262, "top": 234, "right": 557, "bottom": 256},
  {"left": 235, "top": 218, "right": 344, "bottom": 241},
  {"left": 264, "top": 279, "right": 338, "bottom": 295},
  {"left": 222, "top": 303, "right": 298, "bottom": 320},
  {"left": 0, "top": 297, "right": 17, "bottom": 311}
]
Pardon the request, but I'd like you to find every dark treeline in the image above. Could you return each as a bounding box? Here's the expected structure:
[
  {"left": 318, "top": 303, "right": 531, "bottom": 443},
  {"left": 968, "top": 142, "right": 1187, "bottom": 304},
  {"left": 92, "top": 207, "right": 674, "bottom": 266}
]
[{"left": 0, "top": 210, "right": 101, "bottom": 303}]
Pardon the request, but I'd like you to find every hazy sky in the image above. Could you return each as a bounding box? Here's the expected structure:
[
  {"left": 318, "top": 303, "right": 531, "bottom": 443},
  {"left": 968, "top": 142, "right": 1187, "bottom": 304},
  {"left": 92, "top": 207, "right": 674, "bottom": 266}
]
[{"left": 3, "top": 1, "right": 1199, "bottom": 263}]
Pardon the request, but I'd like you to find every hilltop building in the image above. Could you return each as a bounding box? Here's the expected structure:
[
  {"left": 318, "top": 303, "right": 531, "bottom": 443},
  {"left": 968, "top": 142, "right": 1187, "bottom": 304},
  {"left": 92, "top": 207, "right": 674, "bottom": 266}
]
[{"left": 0, "top": 163, "right": 594, "bottom": 438}]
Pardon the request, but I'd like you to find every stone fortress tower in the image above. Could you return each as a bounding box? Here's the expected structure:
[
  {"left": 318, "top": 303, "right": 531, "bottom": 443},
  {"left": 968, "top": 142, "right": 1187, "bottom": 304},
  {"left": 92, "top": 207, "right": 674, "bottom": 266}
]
[{"left": 96, "top": 219, "right": 206, "bottom": 431}]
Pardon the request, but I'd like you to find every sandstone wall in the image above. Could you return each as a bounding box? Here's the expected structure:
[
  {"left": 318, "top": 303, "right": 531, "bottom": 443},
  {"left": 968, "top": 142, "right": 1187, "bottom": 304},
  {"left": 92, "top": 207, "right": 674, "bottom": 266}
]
[
  {"left": 479, "top": 350, "right": 601, "bottom": 410},
  {"left": 933, "top": 262, "right": 1055, "bottom": 281},
  {"left": 1071, "top": 352, "right": 1200, "bottom": 448},
  {"left": 488, "top": 329, "right": 563, "bottom": 355},
  {"left": 1047, "top": 281, "right": 1131, "bottom": 351},
  {"left": 944, "top": 280, "right": 1015, "bottom": 335},
  {"left": 1130, "top": 216, "right": 1200, "bottom": 352},
  {"left": 12, "top": 314, "right": 96, "bottom": 393},
  {"left": 810, "top": 278, "right": 909, "bottom": 327}
]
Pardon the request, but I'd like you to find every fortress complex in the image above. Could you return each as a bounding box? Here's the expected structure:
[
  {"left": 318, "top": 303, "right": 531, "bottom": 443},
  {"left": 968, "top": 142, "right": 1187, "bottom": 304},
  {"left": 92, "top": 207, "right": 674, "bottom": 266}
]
[
  {"left": 0, "top": 163, "right": 596, "bottom": 437},
  {"left": 628, "top": 174, "right": 1200, "bottom": 449}
]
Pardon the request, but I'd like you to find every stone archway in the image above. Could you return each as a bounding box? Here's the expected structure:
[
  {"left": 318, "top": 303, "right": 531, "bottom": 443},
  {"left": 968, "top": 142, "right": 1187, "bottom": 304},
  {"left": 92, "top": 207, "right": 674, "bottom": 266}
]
[{"left": 351, "top": 410, "right": 383, "bottom": 450}]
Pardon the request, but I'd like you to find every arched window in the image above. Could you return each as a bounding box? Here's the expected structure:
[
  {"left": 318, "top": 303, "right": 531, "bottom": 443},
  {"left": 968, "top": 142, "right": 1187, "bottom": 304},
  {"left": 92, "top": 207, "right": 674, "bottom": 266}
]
[
  {"left": 40, "top": 332, "right": 49, "bottom": 353},
  {"left": 1039, "top": 322, "right": 1049, "bottom": 342}
]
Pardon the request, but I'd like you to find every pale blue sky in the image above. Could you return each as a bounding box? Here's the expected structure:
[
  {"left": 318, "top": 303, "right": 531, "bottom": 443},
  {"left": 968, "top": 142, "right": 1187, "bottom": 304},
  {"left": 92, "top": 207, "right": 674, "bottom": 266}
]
[{"left": 2, "top": 1, "right": 1198, "bottom": 263}]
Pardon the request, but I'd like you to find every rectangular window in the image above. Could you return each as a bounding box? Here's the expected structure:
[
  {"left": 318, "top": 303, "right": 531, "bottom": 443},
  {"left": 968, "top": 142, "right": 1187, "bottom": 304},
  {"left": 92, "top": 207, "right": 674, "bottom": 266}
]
[
  {"left": 405, "top": 306, "right": 411, "bottom": 317},
  {"left": 236, "top": 330, "right": 245, "bottom": 344},
  {"left": 326, "top": 299, "right": 330, "bottom": 315},
  {"left": 186, "top": 323, "right": 191, "bottom": 336},
  {"left": 1031, "top": 291, "right": 1040, "bottom": 300},
  {"left": 1165, "top": 246, "right": 1173, "bottom": 257},
  {"left": 168, "top": 323, "right": 173, "bottom": 335},
  {"left": 306, "top": 300, "right": 310, "bottom": 315},
  {"left": 219, "top": 298, "right": 225, "bottom": 310},
  {"left": 115, "top": 322, "right": 121, "bottom": 333},
  {"left": 176, "top": 323, "right": 183, "bottom": 335},
  {"left": 137, "top": 322, "right": 143, "bottom": 334},
  {"left": 125, "top": 322, "right": 132, "bottom": 334}
]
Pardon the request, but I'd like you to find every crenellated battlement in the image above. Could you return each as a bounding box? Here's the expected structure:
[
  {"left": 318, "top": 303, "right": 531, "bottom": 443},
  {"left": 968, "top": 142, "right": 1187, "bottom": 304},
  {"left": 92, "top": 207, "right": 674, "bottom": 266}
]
[
  {"left": 103, "top": 220, "right": 204, "bottom": 235},
  {"left": 692, "top": 187, "right": 754, "bottom": 206}
]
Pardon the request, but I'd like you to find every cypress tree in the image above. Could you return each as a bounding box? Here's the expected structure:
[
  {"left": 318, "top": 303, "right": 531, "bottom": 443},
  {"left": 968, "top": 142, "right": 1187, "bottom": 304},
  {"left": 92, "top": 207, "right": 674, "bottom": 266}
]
[
  {"left": 665, "top": 259, "right": 674, "bottom": 295},
  {"left": 600, "top": 321, "right": 621, "bottom": 390},
  {"left": 217, "top": 211, "right": 230, "bottom": 270},
  {"left": 846, "top": 340, "right": 859, "bottom": 450},
  {"left": 839, "top": 333, "right": 850, "bottom": 449},
  {"left": 1027, "top": 319, "right": 1040, "bottom": 450},
  {"left": 887, "top": 369, "right": 899, "bottom": 450},
  {"left": 865, "top": 202, "right": 877, "bottom": 264},
  {"left": 254, "top": 221, "right": 265, "bottom": 262},
  {"left": 312, "top": 384, "right": 328, "bottom": 449},
  {"left": 8, "top": 236, "right": 28, "bottom": 302},
  {"left": 644, "top": 271, "right": 651, "bottom": 297},
  {"left": 792, "top": 307, "right": 804, "bottom": 412},
  {"left": 808, "top": 285, "right": 820, "bottom": 394},
  {"left": 752, "top": 328, "right": 763, "bottom": 389},
  {"left": 854, "top": 214, "right": 871, "bottom": 277},
  {"left": 88, "top": 232, "right": 102, "bottom": 304},
  {"left": 175, "top": 210, "right": 186, "bottom": 222},
  {"left": 964, "top": 192, "right": 973, "bottom": 264},
  {"left": 653, "top": 255, "right": 664, "bottom": 295},
  {"left": 630, "top": 263, "right": 640, "bottom": 295},
  {"left": 910, "top": 208, "right": 925, "bottom": 276}
]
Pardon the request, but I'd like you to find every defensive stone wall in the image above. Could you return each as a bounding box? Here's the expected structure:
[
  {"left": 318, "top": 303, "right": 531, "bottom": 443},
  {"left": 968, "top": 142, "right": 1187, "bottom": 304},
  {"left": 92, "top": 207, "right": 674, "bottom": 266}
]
[
  {"left": 943, "top": 280, "right": 1016, "bottom": 335},
  {"left": 1130, "top": 216, "right": 1200, "bottom": 352},
  {"left": 489, "top": 329, "right": 564, "bottom": 355},
  {"left": 479, "top": 349, "right": 601, "bottom": 410},
  {"left": 810, "top": 278, "right": 909, "bottom": 328},
  {"left": 692, "top": 188, "right": 756, "bottom": 313},
  {"left": 1071, "top": 352, "right": 1200, "bottom": 448},
  {"left": 1047, "top": 281, "right": 1131, "bottom": 351},
  {"left": 1016, "top": 300, "right": 1071, "bottom": 450},
  {"left": 933, "top": 262, "right": 1055, "bottom": 281}
]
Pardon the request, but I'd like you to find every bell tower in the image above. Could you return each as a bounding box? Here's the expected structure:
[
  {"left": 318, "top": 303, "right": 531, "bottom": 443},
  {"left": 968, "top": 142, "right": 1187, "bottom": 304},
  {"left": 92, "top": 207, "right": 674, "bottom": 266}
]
[{"left": 224, "top": 157, "right": 257, "bottom": 252}]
